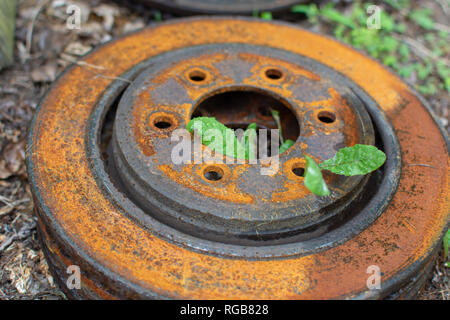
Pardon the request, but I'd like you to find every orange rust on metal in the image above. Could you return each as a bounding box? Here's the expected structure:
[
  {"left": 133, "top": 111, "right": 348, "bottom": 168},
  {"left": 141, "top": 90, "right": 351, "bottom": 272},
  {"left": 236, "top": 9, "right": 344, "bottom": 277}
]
[
  {"left": 158, "top": 164, "right": 255, "bottom": 204},
  {"left": 28, "top": 18, "right": 449, "bottom": 299},
  {"left": 125, "top": 49, "right": 365, "bottom": 204}
]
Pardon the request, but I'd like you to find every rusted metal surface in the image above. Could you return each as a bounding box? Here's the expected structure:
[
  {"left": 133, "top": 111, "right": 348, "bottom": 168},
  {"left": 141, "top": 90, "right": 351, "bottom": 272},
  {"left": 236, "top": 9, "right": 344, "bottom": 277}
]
[
  {"left": 124, "top": 0, "right": 306, "bottom": 14},
  {"left": 27, "top": 17, "right": 449, "bottom": 299}
]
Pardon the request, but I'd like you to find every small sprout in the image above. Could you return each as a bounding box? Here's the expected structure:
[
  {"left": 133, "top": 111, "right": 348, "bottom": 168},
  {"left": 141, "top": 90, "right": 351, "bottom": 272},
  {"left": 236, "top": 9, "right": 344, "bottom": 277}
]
[
  {"left": 270, "top": 109, "right": 284, "bottom": 144},
  {"left": 187, "top": 118, "right": 386, "bottom": 197},
  {"left": 304, "top": 156, "right": 330, "bottom": 197},
  {"left": 279, "top": 139, "right": 295, "bottom": 154}
]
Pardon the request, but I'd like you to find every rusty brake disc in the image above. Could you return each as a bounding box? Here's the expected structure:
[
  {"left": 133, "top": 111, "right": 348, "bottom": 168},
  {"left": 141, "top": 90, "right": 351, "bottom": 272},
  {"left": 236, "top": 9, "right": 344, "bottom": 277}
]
[{"left": 27, "top": 17, "right": 449, "bottom": 299}]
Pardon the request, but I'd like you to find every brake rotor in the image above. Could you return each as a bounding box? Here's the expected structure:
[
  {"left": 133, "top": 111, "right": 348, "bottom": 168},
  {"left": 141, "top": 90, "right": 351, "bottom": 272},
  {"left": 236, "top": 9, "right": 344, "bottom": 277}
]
[
  {"left": 27, "top": 17, "right": 449, "bottom": 299},
  {"left": 124, "top": 0, "right": 305, "bottom": 14}
]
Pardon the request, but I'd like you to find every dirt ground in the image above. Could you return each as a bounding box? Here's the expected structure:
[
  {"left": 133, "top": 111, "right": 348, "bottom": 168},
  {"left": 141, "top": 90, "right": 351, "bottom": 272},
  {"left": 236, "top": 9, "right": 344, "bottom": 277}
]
[{"left": 0, "top": 0, "right": 448, "bottom": 300}]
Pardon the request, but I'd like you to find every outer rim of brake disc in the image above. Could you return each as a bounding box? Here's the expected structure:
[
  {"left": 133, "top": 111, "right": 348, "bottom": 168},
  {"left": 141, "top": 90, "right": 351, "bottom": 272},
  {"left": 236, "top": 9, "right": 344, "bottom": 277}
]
[{"left": 27, "top": 17, "right": 449, "bottom": 300}]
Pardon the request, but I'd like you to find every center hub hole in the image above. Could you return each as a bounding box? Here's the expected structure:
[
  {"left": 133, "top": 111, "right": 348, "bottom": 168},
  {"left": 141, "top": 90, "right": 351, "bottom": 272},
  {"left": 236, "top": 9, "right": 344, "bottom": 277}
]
[{"left": 191, "top": 89, "right": 300, "bottom": 157}]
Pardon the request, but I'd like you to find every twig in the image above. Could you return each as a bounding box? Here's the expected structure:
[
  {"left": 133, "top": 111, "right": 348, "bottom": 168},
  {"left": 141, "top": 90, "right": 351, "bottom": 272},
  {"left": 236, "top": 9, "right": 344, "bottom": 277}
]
[
  {"left": 407, "top": 163, "right": 437, "bottom": 169},
  {"left": 434, "top": 22, "right": 450, "bottom": 34},
  {"left": 0, "top": 220, "right": 36, "bottom": 253},
  {"left": 93, "top": 73, "right": 132, "bottom": 83},
  {"left": 26, "top": 0, "right": 51, "bottom": 57},
  {"left": 0, "top": 198, "right": 30, "bottom": 216},
  {"left": 0, "top": 194, "right": 13, "bottom": 205},
  {"left": 434, "top": 0, "right": 449, "bottom": 16},
  {"left": 399, "top": 8, "right": 450, "bottom": 33},
  {"left": 59, "top": 55, "right": 130, "bottom": 83},
  {"left": 59, "top": 54, "right": 106, "bottom": 70},
  {"left": 392, "top": 34, "right": 450, "bottom": 67}
]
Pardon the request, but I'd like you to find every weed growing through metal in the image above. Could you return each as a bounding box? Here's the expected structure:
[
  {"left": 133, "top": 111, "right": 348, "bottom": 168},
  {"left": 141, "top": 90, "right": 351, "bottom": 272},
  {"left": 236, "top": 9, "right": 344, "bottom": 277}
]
[{"left": 187, "top": 115, "right": 386, "bottom": 196}]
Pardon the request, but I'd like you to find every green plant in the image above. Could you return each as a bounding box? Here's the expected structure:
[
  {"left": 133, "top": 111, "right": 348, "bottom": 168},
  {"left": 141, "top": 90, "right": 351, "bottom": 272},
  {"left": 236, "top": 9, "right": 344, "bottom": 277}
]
[
  {"left": 260, "top": 11, "right": 273, "bottom": 20},
  {"left": 187, "top": 117, "right": 386, "bottom": 196},
  {"left": 153, "top": 10, "right": 162, "bottom": 22},
  {"left": 291, "top": 1, "right": 450, "bottom": 95},
  {"left": 409, "top": 8, "right": 434, "bottom": 30},
  {"left": 0, "top": 0, "right": 16, "bottom": 69}
]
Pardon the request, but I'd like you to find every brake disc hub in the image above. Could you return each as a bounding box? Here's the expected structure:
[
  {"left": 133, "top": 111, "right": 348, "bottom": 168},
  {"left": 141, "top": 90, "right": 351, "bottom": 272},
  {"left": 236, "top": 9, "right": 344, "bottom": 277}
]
[{"left": 113, "top": 44, "right": 377, "bottom": 247}]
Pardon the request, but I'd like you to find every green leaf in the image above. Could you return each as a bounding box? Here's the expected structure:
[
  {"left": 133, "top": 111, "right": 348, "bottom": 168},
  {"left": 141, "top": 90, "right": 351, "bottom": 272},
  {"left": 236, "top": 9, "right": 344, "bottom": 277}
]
[
  {"left": 319, "top": 144, "right": 386, "bottom": 176},
  {"left": 351, "top": 2, "right": 367, "bottom": 26},
  {"left": 383, "top": 55, "right": 398, "bottom": 67},
  {"left": 153, "top": 11, "right": 162, "bottom": 22},
  {"left": 409, "top": 9, "right": 434, "bottom": 30},
  {"left": 187, "top": 117, "right": 246, "bottom": 159},
  {"left": 246, "top": 123, "right": 257, "bottom": 131},
  {"left": 320, "top": 6, "right": 357, "bottom": 29},
  {"left": 0, "top": 0, "right": 16, "bottom": 69},
  {"left": 417, "top": 82, "right": 438, "bottom": 95},
  {"left": 394, "top": 23, "right": 407, "bottom": 33},
  {"left": 398, "top": 43, "right": 411, "bottom": 62},
  {"left": 398, "top": 64, "right": 415, "bottom": 78},
  {"left": 291, "top": 4, "right": 319, "bottom": 18},
  {"left": 436, "top": 61, "right": 450, "bottom": 79},
  {"left": 380, "top": 36, "right": 399, "bottom": 53},
  {"left": 445, "top": 77, "right": 450, "bottom": 92},
  {"left": 438, "top": 31, "right": 448, "bottom": 39},
  {"left": 380, "top": 11, "right": 396, "bottom": 32},
  {"left": 279, "top": 139, "right": 294, "bottom": 154},
  {"left": 270, "top": 109, "right": 285, "bottom": 144},
  {"left": 261, "top": 11, "right": 272, "bottom": 20},
  {"left": 416, "top": 61, "right": 434, "bottom": 81},
  {"left": 243, "top": 123, "right": 258, "bottom": 160},
  {"left": 304, "top": 156, "right": 330, "bottom": 197},
  {"left": 384, "top": 0, "right": 411, "bottom": 9},
  {"left": 349, "top": 28, "right": 380, "bottom": 56},
  {"left": 383, "top": 0, "right": 401, "bottom": 10},
  {"left": 334, "top": 24, "right": 347, "bottom": 41},
  {"left": 444, "top": 229, "right": 449, "bottom": 263}
]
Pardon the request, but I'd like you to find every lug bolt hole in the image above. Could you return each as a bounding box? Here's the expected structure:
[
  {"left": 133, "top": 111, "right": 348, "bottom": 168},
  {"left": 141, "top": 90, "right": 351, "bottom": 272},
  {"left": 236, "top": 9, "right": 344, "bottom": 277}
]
[
  {"left": 189, "top": 70, "right": 207, "bottom": 82},
  {"left": 154, "top": 121, "right": 172, "bottom": 129},
  {"left": 265, "top": 68, "right": 283, "bottom": 80},
  {"left": 292, "top": 167, "right": 305, "bottom": 177},
  {"left": 203, "top": 166, "right": 224, "bottom": 182},
  {"left": 150, "top": 114, "right": 177, "bottom": 131},
  {"left": 317, "top": 111, "right": 336, "bottom": 124}
]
